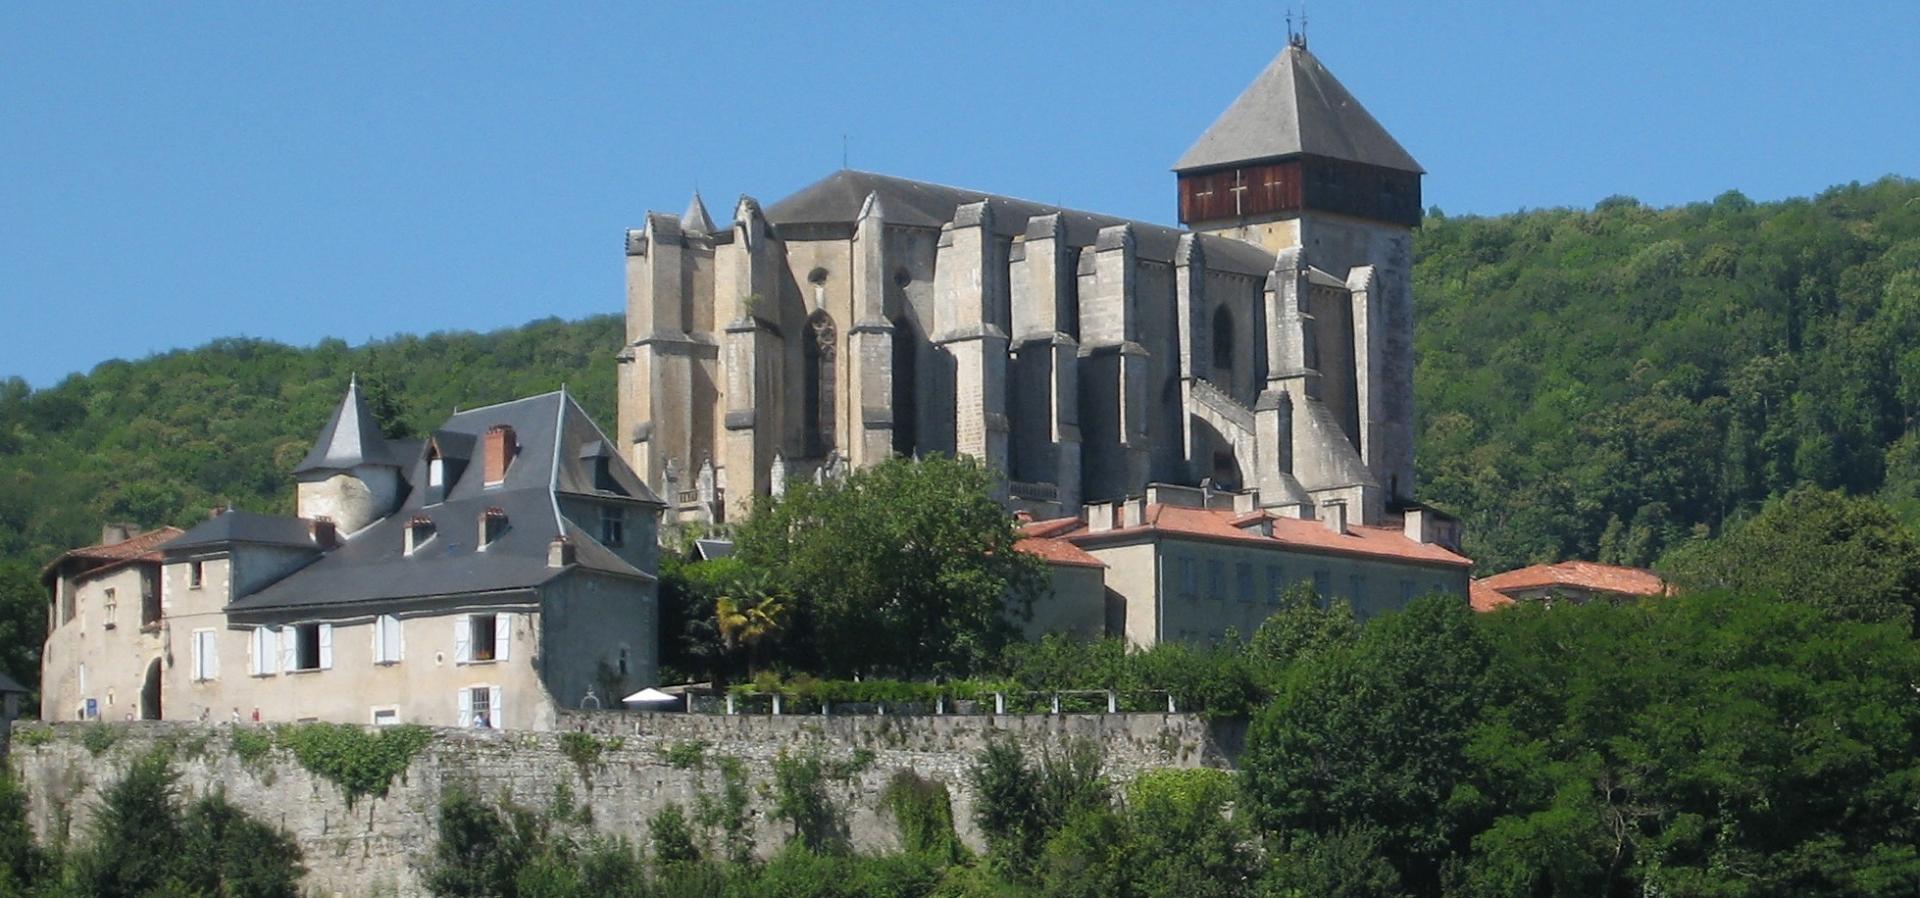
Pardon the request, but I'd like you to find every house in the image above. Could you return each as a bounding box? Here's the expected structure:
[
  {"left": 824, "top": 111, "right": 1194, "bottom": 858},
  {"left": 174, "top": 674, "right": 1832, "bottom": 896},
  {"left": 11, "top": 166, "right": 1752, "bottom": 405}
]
[
  {"left": 42, "top": 383, "right": 664, "bottom": 730},
  {"left": 1473, "top": 561, "right": 1669, "bottom": 608},
  {"left": 38, "top": 523, "right": 185, "bottom": 721},
  {"left": 1015, "top": 484, "right": 1471, "bottom": 646}
]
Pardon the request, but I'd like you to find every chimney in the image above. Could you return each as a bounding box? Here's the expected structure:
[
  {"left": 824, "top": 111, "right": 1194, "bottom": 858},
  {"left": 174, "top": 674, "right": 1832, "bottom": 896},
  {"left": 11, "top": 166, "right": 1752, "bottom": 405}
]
[
  {"left": 483, "top": 425, "right": 517, "bottom": 485},
  {"left": 208, "top": 505, "right": 228, "bottom": 520},
  {"left": 310, "top": 518, "right": 339, "bottom": 550},
  {"left": 1321, "top": 500, "right": 1348, "bottom": 535},
  {"left": 548, "top": 536, "right": 576, "bottom": 568},
  {"left": 1403, "top": 507, "right": 1432, "bottom": 544},
  {"left": 100, "top": 523, "right": 138, "bottom": 546},
  {"left": 1084, "top": 501, "right": 1114, "bottom": 534}
]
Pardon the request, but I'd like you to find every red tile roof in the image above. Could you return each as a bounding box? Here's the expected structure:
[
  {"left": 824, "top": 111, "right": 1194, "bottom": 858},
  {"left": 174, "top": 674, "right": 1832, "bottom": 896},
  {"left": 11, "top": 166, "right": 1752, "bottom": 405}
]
[
  {"left": 40, "top": 527, "right": 186, "bottom": 584},
  {"left": 1469, "top": 579, "right": 1515, "bottom": 612},
  {"left": 1014, "top": 535, "right": 1107, "bottom": 569},
  {"left": 1022, "top": 504, "right": 1472, "bottom": 569},
  {"left": 1478, "top": 561, "right": 1667, "bottom": 599}
]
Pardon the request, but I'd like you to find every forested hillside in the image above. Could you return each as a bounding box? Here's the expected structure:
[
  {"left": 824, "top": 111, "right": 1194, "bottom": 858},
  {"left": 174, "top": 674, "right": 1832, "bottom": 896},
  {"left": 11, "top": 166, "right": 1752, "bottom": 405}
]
[
  {"left": 3, "top": 176, "right": 1918, "bottom": 687},
  {"left": 1414, "top": 176, "right": 1920, "bottom": 571}
]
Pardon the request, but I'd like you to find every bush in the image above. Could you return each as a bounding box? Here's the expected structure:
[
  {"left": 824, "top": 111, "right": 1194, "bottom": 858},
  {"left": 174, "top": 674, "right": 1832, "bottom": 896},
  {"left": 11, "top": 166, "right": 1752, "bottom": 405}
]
[
  {"left": 881, "top": 771, "right": 964, "bottom": 863},
  {"left": 277, "top": 722, "right": 433, "bottom": 806},
  {"left": 650, "top": 803, "right": 700, "bottom": 866}
]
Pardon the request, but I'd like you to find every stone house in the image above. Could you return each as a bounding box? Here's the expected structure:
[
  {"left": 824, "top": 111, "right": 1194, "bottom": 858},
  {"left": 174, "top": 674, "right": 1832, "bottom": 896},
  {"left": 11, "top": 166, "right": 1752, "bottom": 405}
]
[
  {"left": 619, "top": 39, "right": 1427, "bottom": 539},
  {"left": 1015, "top": 484, "right": 1470, "bottom": 646},
  {"left": 38, "top": 523, "right": 184, "bottom": 722},
  {"left": 41, "top": 384, "right": 663, "bottom": 730}
]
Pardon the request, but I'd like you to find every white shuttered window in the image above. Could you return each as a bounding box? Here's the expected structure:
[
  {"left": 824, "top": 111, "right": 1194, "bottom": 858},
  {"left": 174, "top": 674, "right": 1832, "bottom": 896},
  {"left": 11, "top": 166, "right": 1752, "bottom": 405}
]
[
  {"left": 374, "top": 615, "right": 403, "bottom": 664},
  {"left": 191, "top": 629, "right": 218, "bottom": 681},
  {"left": 250, "top": 627, "right": 277, "bottom": 676}
]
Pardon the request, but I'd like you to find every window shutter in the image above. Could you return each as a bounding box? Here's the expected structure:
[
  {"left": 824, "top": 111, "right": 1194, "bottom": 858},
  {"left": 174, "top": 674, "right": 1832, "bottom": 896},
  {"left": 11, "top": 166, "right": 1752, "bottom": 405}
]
[
  {"left": 373, "top": 617, "right": 386, "bottom": 662},
  {"left": 319, "top": 624, "right": 334, "bottom": 670},
  {"left": 494, "top": 613, "right": 511, "bottom": 662},
  {"left": 201, "top": 632, "right": 218, "bottom": 680},
  {"left": 250, "top": 628, "right": 264, "bottom": 676},
  {"left": 281, "top": 627, "right": 297, "bottom": 672},
  {"left": 455, "top": 617, "right": 472, "bottom": 663},
  {"left": 457, "top": 688, "right": 472, "bottom": 727},
  {"left": 489, "top": 686, "right": 504, "bottom": 730}
]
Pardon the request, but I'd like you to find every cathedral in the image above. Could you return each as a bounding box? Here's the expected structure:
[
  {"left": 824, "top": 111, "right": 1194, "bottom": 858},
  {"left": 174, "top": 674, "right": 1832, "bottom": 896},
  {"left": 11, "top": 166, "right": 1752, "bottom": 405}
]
[{"left": 618, "top": 37, "right": 1426, "bottom": 529}]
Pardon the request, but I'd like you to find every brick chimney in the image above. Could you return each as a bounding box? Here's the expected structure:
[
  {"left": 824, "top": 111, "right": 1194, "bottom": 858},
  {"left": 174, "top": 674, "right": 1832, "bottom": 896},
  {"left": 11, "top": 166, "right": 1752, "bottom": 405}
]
[
  {"left": 483, "top": 425, "right": 517, "bottom": 485},
  {"left": 310, "top": 517, "right": 339, "bottom": 550}
]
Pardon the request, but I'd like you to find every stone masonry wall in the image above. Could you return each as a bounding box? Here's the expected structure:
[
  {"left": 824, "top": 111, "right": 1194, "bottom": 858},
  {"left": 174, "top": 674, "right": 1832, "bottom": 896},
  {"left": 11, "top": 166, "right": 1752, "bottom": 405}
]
[{"left": 8, "top": 711, "right": 1231, "bottom": 897}]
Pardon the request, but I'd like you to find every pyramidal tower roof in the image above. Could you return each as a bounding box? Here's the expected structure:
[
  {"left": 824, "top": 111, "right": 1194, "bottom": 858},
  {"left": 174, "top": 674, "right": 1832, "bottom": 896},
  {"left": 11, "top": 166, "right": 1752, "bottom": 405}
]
[
  {"left": 1174, "top": 43, "right": 1422, "bottom": 175},
  {"left": 294, "top": 377, "right": 399, "bottom": 474}
]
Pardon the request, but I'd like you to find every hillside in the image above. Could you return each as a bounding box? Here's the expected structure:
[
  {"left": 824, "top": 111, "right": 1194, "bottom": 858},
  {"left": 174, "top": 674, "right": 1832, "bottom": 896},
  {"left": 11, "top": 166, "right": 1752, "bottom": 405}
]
[
  {"left": 1415, "top": 176, "right": 1920, "bottom": 571},
  {"left": 4, "top": 175, "right": 1919, "bottom": 686}
]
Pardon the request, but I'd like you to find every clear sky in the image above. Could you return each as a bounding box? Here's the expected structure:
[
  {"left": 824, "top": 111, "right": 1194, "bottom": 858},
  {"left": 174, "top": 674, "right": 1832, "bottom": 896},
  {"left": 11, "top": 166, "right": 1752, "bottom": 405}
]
[{"left": 5, "top": 2, "right": 1916, "bottom": 388}]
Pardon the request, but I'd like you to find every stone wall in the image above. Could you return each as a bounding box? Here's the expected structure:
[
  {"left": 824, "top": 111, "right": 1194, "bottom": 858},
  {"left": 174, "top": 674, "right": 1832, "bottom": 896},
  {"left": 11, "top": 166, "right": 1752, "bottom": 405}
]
[{"left": 7, "top": 711, "right": 1232, "bottom": 897}]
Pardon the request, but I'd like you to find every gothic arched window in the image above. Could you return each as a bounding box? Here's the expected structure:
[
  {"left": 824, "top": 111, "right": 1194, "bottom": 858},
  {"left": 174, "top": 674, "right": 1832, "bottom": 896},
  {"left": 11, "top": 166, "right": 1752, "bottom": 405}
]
[
  {"left": 891, "top": 316, "right": 917, "bottom": 457},
  {"left": 802, "top": 310, "right": 837, "bottom": 458},
  {"left": 1211, "top": 305, "right": 1235, "bottom": 377}
]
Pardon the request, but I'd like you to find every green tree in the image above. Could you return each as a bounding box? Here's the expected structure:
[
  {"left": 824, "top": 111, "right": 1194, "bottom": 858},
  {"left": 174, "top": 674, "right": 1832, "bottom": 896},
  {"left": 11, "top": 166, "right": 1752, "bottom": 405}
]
[
  {"left": 1240, "top": 598, "right": 1499, "bottom": 895},
  {"left": 1661, "top": 486, "right": 1920, "bottom": 627},
  {"left": 734, "top": 455, "right": 1044, "bottom": 678}
]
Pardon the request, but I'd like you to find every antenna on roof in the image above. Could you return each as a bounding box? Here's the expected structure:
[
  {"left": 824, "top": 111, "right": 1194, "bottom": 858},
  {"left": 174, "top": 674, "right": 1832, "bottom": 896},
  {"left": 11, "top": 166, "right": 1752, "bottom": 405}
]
[{"left": 1287, "top": 4, "right": 1308, "bottom": 48}]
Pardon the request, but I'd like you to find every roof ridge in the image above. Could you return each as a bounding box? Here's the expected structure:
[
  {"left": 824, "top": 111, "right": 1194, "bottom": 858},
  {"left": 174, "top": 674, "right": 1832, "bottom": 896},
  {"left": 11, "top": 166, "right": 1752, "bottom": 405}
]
[{"left": 445, "top": 390, "right": 566, "bottom": 419}]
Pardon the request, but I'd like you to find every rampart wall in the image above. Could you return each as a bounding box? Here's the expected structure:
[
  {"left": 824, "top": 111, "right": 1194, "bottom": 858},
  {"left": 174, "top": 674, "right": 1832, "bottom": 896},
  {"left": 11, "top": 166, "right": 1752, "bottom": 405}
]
[{"left": 7, "top": 711, "right": 1234, "bottom": 897}]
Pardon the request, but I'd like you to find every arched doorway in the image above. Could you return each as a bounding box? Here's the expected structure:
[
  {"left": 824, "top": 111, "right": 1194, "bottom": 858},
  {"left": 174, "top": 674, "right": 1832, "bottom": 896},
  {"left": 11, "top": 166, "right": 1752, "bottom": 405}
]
[{"left": 140, "top": 658, "right": 162, "bottom": 720}]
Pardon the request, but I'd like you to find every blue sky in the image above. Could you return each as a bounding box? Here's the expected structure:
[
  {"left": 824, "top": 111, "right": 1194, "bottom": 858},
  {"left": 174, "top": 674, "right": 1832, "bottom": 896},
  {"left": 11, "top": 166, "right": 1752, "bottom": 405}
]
[{"left": 5, "top": 2, "right": 1916, "bottom": 388}]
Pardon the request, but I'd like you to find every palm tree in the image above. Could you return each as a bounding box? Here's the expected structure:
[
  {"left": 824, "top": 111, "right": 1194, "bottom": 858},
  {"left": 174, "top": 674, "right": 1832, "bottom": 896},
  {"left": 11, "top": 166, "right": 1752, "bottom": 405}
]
[{"left": 714, "top": 575, "right": 791, "bottom": 675}]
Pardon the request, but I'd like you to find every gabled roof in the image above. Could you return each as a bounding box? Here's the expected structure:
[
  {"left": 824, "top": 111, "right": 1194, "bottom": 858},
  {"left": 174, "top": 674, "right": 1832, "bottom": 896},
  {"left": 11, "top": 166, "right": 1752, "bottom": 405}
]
[
  {"left": 0, "top": 670, "right": 25, "bottom": 695},
  {"left": 39, "top": 526, "right": 187, "bottom": 584},
  {"left": 295, "top": 377, "right": 401, "bottom": 474},
  {"left": 1174, "top": 44, "right": 1422, "bottom": 175},
  {"left": 164, "top": 511, "right": 319, "bottom": 553},
  {"left": 229, "top": 390, "right": 657, "bottom": 615},
  {"left": 1478, "top": 561, "right": 1667, "bottom": 599},
  {"left": 764, "top": 170, "right": 1280, "bottom": 277},
  {"left": 1028, "top": 503, "right": 1471, "bottom": 569}
]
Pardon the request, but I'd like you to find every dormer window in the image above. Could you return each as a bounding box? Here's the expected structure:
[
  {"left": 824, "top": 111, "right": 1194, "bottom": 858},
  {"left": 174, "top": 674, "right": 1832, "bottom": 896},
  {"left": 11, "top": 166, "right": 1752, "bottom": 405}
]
[
  {"left": 405, "top": 515, "right": 436, "bottom": 555},
  {"left": 480, "top": 507, "right": 508, "bottom": 549},
  {"left": 427, "top": 447, "right": 448, "bottom": 504}
]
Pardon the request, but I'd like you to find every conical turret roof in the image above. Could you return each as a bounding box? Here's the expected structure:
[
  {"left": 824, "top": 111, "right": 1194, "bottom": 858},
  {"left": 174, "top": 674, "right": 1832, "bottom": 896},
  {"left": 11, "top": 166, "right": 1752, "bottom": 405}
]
[
  {"left": 680, "top": 191, "right": 716, "bottom": 235},
  {"left": 1174, "top": 43, "right": 1421, "bottom": 174},
  {"left": 294, "top": 377, "right": 399, "bottom": 474}
]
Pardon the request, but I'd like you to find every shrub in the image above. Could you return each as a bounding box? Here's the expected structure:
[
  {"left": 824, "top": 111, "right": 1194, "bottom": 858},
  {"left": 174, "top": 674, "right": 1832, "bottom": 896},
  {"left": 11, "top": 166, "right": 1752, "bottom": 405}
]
[
  {"left": 880, "top": 770, "right": 964, "bottom": 862},
  {"left": 649, "top": 803, "right": 700, "bottom": 866},
  {"left": 79, "top": 722, "right": 120, "bottom": 756},
  {"left": 277, "top": 722, "right": 433, "bottom": 806},
  {"left": 662, "top": 739, "right": 709, "bottom": 770},
  {"left": 771, "top": 747, "right": 846, "bottom": 854}
]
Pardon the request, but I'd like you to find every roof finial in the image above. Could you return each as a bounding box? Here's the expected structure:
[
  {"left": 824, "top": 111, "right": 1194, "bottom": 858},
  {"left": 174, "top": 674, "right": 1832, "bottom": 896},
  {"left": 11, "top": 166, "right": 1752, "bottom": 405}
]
[{"left": 1288, "top": 5, "right": 1308, "bottom": 49}]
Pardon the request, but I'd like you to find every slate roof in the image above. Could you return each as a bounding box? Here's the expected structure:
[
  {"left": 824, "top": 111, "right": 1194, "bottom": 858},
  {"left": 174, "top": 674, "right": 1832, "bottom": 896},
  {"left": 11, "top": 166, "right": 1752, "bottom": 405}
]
[
  {"left": 1029, "top": 504, "right": 1472, "bottom": 569},
  {"left": 165, "top": 510, "right": 321, "bottom": 553},
  {"left": 294, "top": 377, "right": 403, "bottom": 474},
  {"left": 1174, "top": 44, "right": 1422, "bottom": 175},
  {"left": 764, "top": 170, "right": 1280, "bottom": 277},
  {"left": 1478, "top": 561, "right": 1668, "bottom": 599},
  {"left": 0, "top": 670, "right": 28, "bottom": 695},
  {"left": 228, "top": 390, "right": 659, "bottom": 615}
]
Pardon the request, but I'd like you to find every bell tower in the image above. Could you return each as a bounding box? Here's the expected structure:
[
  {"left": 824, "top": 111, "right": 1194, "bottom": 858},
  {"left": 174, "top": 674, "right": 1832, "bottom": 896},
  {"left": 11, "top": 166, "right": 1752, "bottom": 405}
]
[{"left": 1175, "top": 38, "right": 1423, "bottom": 507}]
